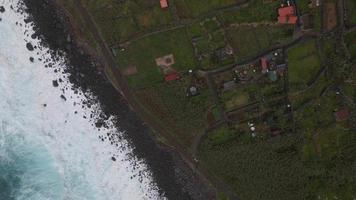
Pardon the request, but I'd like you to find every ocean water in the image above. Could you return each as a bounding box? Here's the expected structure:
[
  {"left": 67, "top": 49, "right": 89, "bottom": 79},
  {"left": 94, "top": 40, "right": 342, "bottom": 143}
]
[{"left": 0, "top": 1, "right": 163, "bottom": 200}]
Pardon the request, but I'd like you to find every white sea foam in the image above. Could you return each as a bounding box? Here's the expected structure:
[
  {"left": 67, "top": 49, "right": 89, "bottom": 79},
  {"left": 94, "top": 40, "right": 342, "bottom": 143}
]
[{"left": 0, "top": 1, "right": 163, "bottom": 199}]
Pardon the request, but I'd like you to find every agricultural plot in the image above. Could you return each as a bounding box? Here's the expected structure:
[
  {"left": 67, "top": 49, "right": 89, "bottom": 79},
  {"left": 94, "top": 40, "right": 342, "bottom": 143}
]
[
  {"left": 174, "top": 0, "right": 246, "bottom": 18},
  {"left": 345, "top": 31, "right": 356, "bottom": 60},
  {"left": 198, "top": 133, "right": 307, "bottom": 200},
  {"left": 220, "top": 0, "right": 280, "bottom": 24},
  {"left": 297, "top": 0, "right": 322, "bottom": 32},
  {"left": 346, "top": 0, "right": 356, "bottom": 26},
  {"left": 84, "top": 0, "right": 173, "bottom": 43},
  {"left": 226, "top": 25, "right": 294, "bottom": 61},
  {"left": 287, "top": 40, "right": 321, "bottom": 91},
  {"left": 221, "top": 87, "right": 249, "bottom": 111},
  {"left": 188, "top": 18, "right": 235, "bottom": 69}
]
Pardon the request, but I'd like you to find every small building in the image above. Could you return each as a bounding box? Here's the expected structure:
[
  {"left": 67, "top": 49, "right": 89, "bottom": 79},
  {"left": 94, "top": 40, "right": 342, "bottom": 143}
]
[
  {"left": 278, "top": 6, "right": 297, "bottom": 24},
  {"left": 187, "top": 86, "right": 199, "bottom": 97},
  {"left": 160, "top": 0, "right": 169, "bottom": 9},
  {"left": 261, "top": 57, "right": 269, "bottom": 73},
  {"left": 267, "top": 71, "right": 278, "bottom": 82},
  {"left": 164, "top": 72, "right": 180, "bottom": 82},
  {"left": 334, "top": 108, "right": 349, "bottom": 121}
]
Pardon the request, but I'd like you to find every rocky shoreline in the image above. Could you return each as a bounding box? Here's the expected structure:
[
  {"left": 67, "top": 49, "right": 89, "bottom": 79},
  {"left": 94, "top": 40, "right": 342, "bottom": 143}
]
[{"left": 19, "top": 0, "right": 215, "bottom": 199}]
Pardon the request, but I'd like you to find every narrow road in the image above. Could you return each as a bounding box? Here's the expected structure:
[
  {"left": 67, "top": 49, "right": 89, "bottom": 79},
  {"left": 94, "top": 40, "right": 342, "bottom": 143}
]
[{"left": 72, "top": 1, "right": 240, "bottom": 199}]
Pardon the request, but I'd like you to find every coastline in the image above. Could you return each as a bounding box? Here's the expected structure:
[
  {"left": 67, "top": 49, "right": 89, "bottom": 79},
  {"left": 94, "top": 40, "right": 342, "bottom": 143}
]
[{"left": 21, "top": 0, "right": 216, "bottom": 199}]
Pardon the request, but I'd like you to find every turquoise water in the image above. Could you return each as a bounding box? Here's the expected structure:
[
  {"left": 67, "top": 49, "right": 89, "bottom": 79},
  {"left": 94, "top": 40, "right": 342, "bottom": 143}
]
[
  {"left": 0, "top": 124, "right": 64, "bottom": 200},
  {"left": 0, "top": 1, "right": 161, "bottom": 199}
]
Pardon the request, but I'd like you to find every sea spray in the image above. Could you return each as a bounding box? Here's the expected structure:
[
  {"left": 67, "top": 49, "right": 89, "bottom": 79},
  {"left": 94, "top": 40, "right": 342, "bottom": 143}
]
[{"left": 0, "top": 1, "right": 163, "bottom": 199}]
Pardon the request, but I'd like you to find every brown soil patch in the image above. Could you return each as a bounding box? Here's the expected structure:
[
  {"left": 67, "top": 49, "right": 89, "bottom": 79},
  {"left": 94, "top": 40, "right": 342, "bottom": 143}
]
[
  {"left": 138, "top": 12, "right": 152, "bottom": 27},
  {"left": 324, "top": 3, "right": 337, "bottom": 31},
  {"left": 155, "top": 54, "right": 176, "bottom": 75},
  {"left": 206, "top": 108, "right": 215, "bottom": 127},
  {"left": 121, "top": 64, "right": 138, "bottom": 76}
]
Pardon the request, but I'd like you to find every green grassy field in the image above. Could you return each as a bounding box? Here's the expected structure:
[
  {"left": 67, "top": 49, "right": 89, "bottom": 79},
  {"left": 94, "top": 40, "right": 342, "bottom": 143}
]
[
  {"left": 117, "top": 28, "right": 197, "bottom": 88},
  {"left": 345, "top": 31, "right": 356, "bottom": 60},
  {"left": 220, "top": 0, "right": 280, "bottom": 24},
  {"left": 174, "top": 0, "right": 245, "bottom": 18},
  {"left": 287, "top": 40, "right": 321, "bottom": 91},
  {"left": 346, "top": 0, "right": 356, "bottom": 26},
  {"left": 135, "top": 76, "right": 211, "bottom": 147},
  {"left": 227, "top": 25, "right": 293, "bottom": 61}
]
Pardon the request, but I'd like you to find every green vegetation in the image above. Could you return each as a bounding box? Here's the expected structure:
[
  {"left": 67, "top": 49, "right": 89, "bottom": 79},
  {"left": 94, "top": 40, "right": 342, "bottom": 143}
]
[
  {"left": 287, "top": 40, "right": 321, "bottom": 91},
  {"left": 59, "top": 0, "right": 355, "bottom": 199},
  {"left": 134, "top": 76, "right": 211, "bottom": 146},
  {"left": 220, "top": 0, "right": 280, "bottom": 24},
  {"left": 84, "top": 0, "right": 174, "bottom": 43},
  {"left": 221, "top": 88, "right": 249, "bottom": 111},
  {"left": 227, "top": 25, "right": 294, "bottom": 61},
  {"left": 345, "top": 31, "right": 356, "bottom": 60},
  {"left": 346, "top": 0, "right": 356, "bottom": 26},
  {"left": 117, "top": 28, "right": 196, "bottom": 88},
  {"left": 174, "top": 0, "right": 244, "bottom": 18},
  {"left": 198, "top": 134, "right": 308, "bottom": 200}
]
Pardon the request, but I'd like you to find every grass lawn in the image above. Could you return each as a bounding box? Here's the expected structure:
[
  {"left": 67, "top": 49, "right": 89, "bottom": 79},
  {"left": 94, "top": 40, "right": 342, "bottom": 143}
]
[
  {"left": 296, "top": 0, "right": 310, "bottom": 14},
  {"left": 287, "top": 40, "right": 321, "bottom": 91},
  {"left": 346, "top": 0, "right": 356, "bottom": 26},
  {"left": 186, "top": 22, "right": 205, "bottom": 38},
  {"left": 227, "top": 25, "right": 293, "bottom": 61},
  {"left": 220, "top": 0, "right": 280, "bottom": 24},
  {"left": 290, "top": 72, "right": 328, "bottom": 109},
  {"left": 221, "top": 87, "right": 249, "bottom": 111},
  {"left": 345, "top": 31, "right": 356, "bottom": 60},
  {"left": 117, "top": 28, "right": 197, "bottom": 88},
  {"left": 174, "top": 0, "right": 244, "bottom": 18}
]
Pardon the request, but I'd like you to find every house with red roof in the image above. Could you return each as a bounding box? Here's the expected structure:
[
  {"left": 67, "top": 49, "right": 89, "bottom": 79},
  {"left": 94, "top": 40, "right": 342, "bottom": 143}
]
[
  {"left": 160, "top": 0, "right": 169, "bottom": 9},
  {"left": 278, "top": 5, "right": 297, "bottom": 24}
]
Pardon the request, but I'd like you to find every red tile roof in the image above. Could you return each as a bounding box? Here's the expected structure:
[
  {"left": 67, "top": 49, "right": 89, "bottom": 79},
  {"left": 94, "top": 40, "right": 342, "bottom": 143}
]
[
  {"left": 160, "top": 0, "right": 168, "bottom": 8},
  {"left": 278, "top": 6, "right": 295, "bottom": 16},
  {"left": 165, "top": 73, "right": 180, "bottom": 82},
  {"left": 278, "top": 6, "right": 297, "bottom": 24}
]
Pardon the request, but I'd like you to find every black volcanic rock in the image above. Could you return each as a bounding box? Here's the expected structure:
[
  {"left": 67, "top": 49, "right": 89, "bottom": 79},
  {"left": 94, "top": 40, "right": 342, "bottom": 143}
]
[
  {"left": 60, "top": 94, "right": 66, "bottom": 101},
  {"left": 0, "top": 6, "right": 5, "bottom": 13},
  {"left": 52, "top": 80, "right": 59, "bottom": 87},
  {"left": 26, "top": 42, "right": 34, "bottom": 51},
  {"left": 21, "top": 1, "right": 215, "bottom": 199}
]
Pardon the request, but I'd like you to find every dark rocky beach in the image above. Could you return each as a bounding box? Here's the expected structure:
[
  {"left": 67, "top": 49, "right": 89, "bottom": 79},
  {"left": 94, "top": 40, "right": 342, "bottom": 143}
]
[{"left": 18, "top": 0, "right": 215, "bottom": 199}]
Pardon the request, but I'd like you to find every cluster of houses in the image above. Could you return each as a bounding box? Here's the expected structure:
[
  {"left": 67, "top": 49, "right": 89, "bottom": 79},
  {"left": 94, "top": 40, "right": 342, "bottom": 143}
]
[{"left": 259, "top": 49, "right": 286, "bottom": 82}]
